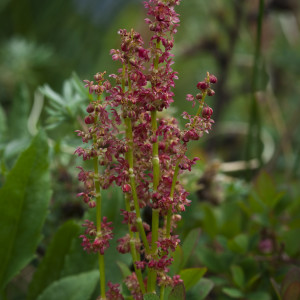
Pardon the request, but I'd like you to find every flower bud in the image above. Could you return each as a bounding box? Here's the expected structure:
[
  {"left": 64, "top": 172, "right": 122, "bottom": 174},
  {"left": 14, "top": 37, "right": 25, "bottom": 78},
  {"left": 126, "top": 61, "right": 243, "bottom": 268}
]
[
  {"left": 209, "top": 74, "right": 217, "bottom": 84},
  {"left": 85, "top": 115, "right": 95, "bottom": 124},
  {"left": 86, "top": 104, "right": 94, "bottom": 113},
  {"left": 197, "top": 81, "right": 208, "bottom": 90},
  {"left": 207, "top": 89, "right": 215, "bottom": 97},
  {"left": 202, "top": 106, "right": 213, "bottom": 119}
]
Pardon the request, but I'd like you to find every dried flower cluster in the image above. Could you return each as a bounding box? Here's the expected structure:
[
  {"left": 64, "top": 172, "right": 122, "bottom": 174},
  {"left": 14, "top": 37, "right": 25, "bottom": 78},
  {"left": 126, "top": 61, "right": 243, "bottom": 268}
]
[{"left": 75, "top": 0, "right": 217, "bottom": 298}]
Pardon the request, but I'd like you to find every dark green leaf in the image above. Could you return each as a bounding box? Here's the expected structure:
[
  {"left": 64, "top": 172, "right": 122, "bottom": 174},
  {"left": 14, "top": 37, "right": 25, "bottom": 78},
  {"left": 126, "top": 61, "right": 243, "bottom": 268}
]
[
  {"left": 222, "top": 287, "right": 244, "bottom": 298},
  {"left": 144, "top": 294, "right": 160, "bottom": 300},
  {"left": 168, "top": 283, "right": 185, "bottom": 300},
  {"left": 181, "top": 229, "right": 201, "bottom": 268},
  {"left": 230, "top": 265, "right": 245, "bottom": 289},
  {"left": 179, "top": 268, "right": 207, "bottom": 291},
  {"left": 0, "top": 132, "right": 51, "bottom": 289},
  {"left": 36, "top": 270, "right": 99, "bottom": 300},
  {"left": 26, "top": 220, "right": 80, "bottom": 300}
]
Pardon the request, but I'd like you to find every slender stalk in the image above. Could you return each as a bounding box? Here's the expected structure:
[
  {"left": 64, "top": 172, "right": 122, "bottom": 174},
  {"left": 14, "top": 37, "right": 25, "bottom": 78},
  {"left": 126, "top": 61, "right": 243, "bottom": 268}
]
[
  {"left": 147, "top": 41, "right": 162, "bottom": 293},
  {"left": 160, "top": 285, "right": 165, "bottom": 300},
  {"left": 245, "top": 0, "right": 264, "bottom": 180},
  {"left": 125, "top": 117, "right": 150, "bottom": 254},
  {"left": 125, "top": 195, "right": 146, "bottom": 294},
  {"left": 93, "top": 155, "right": 106, "bottom": 299},
  {"left": 165, "top": 161, "right": 180, "bottom": 238}
]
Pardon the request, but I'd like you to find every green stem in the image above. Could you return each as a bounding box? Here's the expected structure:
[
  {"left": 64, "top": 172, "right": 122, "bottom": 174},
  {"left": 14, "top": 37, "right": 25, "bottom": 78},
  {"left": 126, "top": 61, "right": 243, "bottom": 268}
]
[
  {"left": 125, "top": 196, "right": 146, "bottom": 294},
  {"left": 160, "top": 285, "right": 165, "bottom": 300},
  {"left": 165, "top": 161, "right": 180, "bottom": 238},
  {"left": 93, "top": 155, "right": 106, "bottom": 299},
  {"left": 125, "top": 117, "right": 150, "bottom": 254}
]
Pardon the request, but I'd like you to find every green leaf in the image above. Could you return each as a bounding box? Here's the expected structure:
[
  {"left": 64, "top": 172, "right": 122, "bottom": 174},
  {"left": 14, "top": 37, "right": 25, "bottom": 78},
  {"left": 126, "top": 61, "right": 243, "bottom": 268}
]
[
  {"left": 181, "top": 229, "right": 201, "bottom": 268},
  {"left": 170, "top": 245, "right": 184, "bottom": 275},
  {"left": 144, "top": 294, "right": 160, "bottom": 300},
  {"left": 26, "top": 220, "right": 80, "bottom": 300},
  {"left": 222, "top": 287, "right": 244, "bottom": 298},
  {"left": 0, "top": 132, "right": 51, "bottom": 289},
  {"left": 227, "top": 234, "right": 249, "bottom": 254},
  {"left": 117, "top": 261, "right": 132, "bottom": 278},
  {"left": 193, "top": 278, "right": 214, "bottom": 300},
  {"left": 253, "top": 171, "right": 284, "bottom": 209},
  {"left": 247, "top": 291, "right": 272, "bottom": 300},
  {"left": 36, "top": 270, "right": 99, "bottom": 300},
  {"left": 230, "top": 265, "right": 245, "bottom": 289},
  {"left": 168, "top": 283, "right": 186, "bottom": 300},
  {"left": 179, "top": 268, "right": 207, "bottom": 291},
  {"left": 40, "top": 84, "right": 65, "bottom": 106},
  {"left": 202, "top": 204, "right": 218, "bottom": 238},
  {"left": 270, "top": 278, "right": 282, "bottom": 300}
]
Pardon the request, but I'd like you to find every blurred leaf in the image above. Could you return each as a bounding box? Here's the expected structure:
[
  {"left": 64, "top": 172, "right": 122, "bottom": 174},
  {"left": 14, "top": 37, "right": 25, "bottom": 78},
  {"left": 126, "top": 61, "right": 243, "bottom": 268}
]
[
  {"left": 26, "top": 220, "right": 80, "bottom": 300},
  {"left": 281, "top": 228, "right": 300, "bottom": 256},
  {"left": 191, "top": 278, "right": 214, "bottom": 300},
  {"left": 0, "top": 131, "right": 51, "bottom": 289},
  {"left": 227, "top": 234, "right": 249, "bottom": 254},
  {"left": 281, "top": 267, "right": 300, "bottom": 298},
  {"left": 168, "top": 283, "right": 186, "bottom": 300},
  {"left": 39, "top": 84, "right": 65, "bottom": 106},
  {"left": 247, "top": 291, "right": 272, "bottom": 300},
  {"left": 270, "top": 278, "right": 282, "bottom": 300},
  {"left": 179, "top": 268, "right": 207, "bottom": 291},
  {"left": 116, "top": 261, "right": 132, "bottom": 278},
  {"left": 202, "top": 204, "right": 218, "bottom": 238},
  {"left": 170, "top": 245, "right": 184, "bottom": 275},
  {"left": 230, "top": 265, "right": 245, "bottom": 289},
  {"left": 144, "top": 294, "right": 160, "bottom": 300},
  {"left": 36, "top": 270, "right": 99, "bottom": 300},
  {"left": 181, "top": 228, "right": 201, "bottom": 267},
  {"left": 283, "top": 283, "right": 300, "bottom": 300},
  {"left": 246, "top": 273, "right": 261, "bottom": 289},
  {"left": 222, "top": 287, "right": 244, "bottom": 298},
  {"left": 253, "top": 171, "right": 284, "bottom": 209},
  {"left": 0, "top": 105, "right": 7, "bottom": 142}
]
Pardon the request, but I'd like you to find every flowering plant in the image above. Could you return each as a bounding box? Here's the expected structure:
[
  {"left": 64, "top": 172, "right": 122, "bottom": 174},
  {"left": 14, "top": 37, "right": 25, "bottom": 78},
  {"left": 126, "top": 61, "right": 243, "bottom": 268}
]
[{"left": 75, "top": 0, "right": 216, "bottom": 298}]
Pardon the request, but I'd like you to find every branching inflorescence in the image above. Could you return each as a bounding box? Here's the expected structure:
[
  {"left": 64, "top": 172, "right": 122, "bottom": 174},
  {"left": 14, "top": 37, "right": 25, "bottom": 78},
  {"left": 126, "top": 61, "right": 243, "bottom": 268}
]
[{"left": 75, "top": 0, "right": 217, "bottom": 299}]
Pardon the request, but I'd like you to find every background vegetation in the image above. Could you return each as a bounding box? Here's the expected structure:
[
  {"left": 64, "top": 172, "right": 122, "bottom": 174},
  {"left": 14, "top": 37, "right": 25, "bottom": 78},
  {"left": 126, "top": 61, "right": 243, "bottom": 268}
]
[{"left": 1, "top": 0, "right": 300, "bottom": 299}]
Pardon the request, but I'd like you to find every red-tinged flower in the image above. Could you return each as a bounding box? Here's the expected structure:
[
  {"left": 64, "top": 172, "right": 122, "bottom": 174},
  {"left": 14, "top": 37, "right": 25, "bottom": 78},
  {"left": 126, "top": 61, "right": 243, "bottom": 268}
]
[
  {"left": 122, "top": 184, "right": 131, "bottom": 193},
  {"left": 80, "top": 217, "right": 113, "bottom": 254},
  {"left": 197, "top": 81, "right": 209, "bottom": 90},
  {"left": 209, "top": 74, "right": 218, "bottom": 84},
  {"left": 105, "top": 281, "right": 124, "bottom": 300},
  {"left": 202, "top": 106, "right": 213, "bottom": 119},
  {"left": 124, "top": 273, "right": 143, "bottom": 300}
]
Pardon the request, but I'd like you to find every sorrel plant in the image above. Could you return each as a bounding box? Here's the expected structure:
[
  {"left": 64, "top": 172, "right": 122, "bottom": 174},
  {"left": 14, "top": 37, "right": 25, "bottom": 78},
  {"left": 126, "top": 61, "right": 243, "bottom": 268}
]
[{"left": 75, "top": 0, "right": 217, "bottom": 298}]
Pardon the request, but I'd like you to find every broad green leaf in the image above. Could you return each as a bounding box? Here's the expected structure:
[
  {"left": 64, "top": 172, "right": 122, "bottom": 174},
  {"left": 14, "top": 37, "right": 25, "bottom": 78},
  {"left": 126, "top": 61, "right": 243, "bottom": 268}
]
[
  {"left": 181, "top": 229, "right": 201, "bottom": 268},
  {"left": 27, "top": 220, "right": 80, "bottom": 300},
  {"left": 222, "top": 287, "right": 244, "bottom": 298},
  {"left": 193, "top": 278, "right": 214, "bottom": 300},
  {"left": 202, "top": 204, "right": 218, "bottom": 238},
  {"left": 0, "top": 132, "right": 51, "bottom": 289},
  {"left": 36, "top": 270, "right": 99, "bottom": 300},
  {"left": 230, "top": 265, "right": 245, "bottom": 289},
  {"left": 168, "top": 283, "right": 186, "bottom": 300},
  {"left": 179, "top": 268, "right": 207, "bottom": 291},
  {"left": 144, "top": 294, "right": 160, "bottom": 300}
]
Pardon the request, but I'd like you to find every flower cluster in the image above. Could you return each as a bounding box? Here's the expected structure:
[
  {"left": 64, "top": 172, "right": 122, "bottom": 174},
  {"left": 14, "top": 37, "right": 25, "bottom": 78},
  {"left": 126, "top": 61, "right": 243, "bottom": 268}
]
[{"left": 75, "top": 0, "right": 217, "bottom": 298}]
